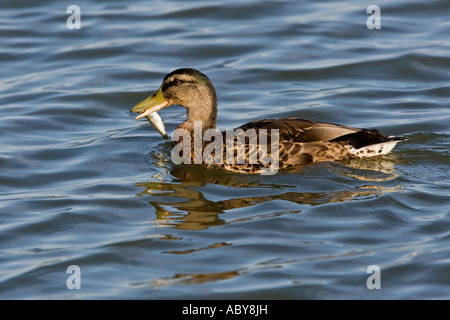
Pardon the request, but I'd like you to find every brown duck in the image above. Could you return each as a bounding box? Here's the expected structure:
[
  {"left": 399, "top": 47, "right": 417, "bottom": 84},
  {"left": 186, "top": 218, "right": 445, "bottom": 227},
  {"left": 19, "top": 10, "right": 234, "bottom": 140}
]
[{"left": 131, "top": 68, "right": 406, "bottom": 174}]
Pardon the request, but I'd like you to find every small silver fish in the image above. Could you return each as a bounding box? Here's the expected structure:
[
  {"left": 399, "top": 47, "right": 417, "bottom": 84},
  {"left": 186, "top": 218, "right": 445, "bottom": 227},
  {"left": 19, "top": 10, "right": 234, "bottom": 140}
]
[
  {"left": 145, "top": 112, "right": 168, "bottom": 140},
  {"left": 131, "top": 89, "right": 169, "bottom": 140}
]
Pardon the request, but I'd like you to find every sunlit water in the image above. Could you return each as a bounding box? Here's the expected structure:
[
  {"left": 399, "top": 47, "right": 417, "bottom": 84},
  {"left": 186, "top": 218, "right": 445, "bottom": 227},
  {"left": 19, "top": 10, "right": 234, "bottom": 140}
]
[{"left": 0, "top": 0, "right": 449, "bottom": 299}]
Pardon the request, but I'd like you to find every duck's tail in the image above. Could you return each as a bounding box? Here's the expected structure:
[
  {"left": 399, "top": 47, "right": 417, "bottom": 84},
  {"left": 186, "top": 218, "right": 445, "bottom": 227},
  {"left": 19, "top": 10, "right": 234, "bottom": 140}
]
[
  {"left": 329, "top": 129, "right": 407, "bottom": 158},
  {"left": 351, "top": 135, "right": 407, "bottom": 157}
]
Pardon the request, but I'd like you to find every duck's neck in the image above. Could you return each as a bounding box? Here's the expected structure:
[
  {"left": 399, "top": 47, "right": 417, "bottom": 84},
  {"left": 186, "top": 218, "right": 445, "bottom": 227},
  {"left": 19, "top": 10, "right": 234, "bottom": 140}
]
[{"left": 180, "top": 87, "right": 217, "bottom": 134}]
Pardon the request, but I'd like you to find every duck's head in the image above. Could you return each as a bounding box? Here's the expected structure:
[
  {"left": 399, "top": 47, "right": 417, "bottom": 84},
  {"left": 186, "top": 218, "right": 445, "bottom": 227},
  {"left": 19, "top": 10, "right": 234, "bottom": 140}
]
[{"left": 131, "top": 68, "right": 218, "bottom": 132}]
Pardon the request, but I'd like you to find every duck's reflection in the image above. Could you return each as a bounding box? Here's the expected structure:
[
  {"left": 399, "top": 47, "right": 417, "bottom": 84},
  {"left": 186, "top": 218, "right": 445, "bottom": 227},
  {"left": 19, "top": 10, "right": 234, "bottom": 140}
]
[
  {"left": 148, "top": 269, "right": 243, "bottom": 289},
  {"left": 135, "top": 156, "right": 403, "bottom": 231}
]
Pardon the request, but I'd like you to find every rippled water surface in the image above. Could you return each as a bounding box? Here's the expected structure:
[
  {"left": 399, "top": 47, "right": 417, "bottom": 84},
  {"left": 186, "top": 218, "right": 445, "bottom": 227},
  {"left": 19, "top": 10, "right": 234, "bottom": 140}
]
[{"left": 1, "top": 0, "right": 449, "bottom": 299}]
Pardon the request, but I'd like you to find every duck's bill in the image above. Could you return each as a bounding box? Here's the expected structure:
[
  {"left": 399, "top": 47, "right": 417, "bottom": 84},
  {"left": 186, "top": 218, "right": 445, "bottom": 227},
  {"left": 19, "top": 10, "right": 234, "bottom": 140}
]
[{"left": 131, "top": 88, "right": 171, "bottom": 139}]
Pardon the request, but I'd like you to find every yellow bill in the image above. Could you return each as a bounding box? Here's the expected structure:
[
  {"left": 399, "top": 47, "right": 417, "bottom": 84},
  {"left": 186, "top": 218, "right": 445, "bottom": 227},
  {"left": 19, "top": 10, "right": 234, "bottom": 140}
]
[{"left": 131, "top": 87, "right": 171, "bottom": 139}]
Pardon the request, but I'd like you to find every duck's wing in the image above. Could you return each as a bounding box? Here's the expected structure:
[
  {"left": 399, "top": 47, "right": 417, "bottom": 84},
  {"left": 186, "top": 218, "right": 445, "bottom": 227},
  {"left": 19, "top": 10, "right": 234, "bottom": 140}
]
[
  {"left": 235, "top": 118, "right": 406, "bottom": 165},
  {"left": 237, "top": 118, "right": 361, "bottom": 142}
]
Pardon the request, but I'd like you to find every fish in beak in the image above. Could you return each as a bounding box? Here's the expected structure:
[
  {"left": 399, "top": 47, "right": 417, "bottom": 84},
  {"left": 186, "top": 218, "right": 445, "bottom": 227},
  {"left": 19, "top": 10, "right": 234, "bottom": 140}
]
[{"left": 131, "top": 87, "right": 172, "bottom": 140}]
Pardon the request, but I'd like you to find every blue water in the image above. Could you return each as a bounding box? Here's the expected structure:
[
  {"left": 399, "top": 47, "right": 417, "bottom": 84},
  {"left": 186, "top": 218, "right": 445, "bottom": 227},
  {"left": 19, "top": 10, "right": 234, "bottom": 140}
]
[{"left": 0, "top": 0, "right": 449, "bottom": 299}]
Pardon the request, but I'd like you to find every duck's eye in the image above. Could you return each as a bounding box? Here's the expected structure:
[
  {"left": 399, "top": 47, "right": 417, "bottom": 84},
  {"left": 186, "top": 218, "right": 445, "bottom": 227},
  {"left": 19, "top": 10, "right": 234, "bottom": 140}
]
[{"left": 172, "top": 78, "right": 180, "bottom": 85}]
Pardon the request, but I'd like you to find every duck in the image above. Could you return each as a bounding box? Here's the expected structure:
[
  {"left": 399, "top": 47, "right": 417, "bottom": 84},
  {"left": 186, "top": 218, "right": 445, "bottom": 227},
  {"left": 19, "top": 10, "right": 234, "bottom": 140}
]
[{"left": 131, "top": 68, "right": 406, "bottom": 174}]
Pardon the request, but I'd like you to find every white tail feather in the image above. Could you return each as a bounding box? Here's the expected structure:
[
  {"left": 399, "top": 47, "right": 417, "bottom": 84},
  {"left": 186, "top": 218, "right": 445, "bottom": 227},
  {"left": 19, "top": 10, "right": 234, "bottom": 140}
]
[{"left": 349, "top": 140, "right": 401, "bottom": 158}]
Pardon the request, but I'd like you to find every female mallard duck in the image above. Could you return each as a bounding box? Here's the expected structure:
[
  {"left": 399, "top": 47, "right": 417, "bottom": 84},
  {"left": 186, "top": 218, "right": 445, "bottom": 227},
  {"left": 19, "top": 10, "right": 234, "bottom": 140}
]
[{"left": 131, "top": 68, "right": 406, "bottom": 174}]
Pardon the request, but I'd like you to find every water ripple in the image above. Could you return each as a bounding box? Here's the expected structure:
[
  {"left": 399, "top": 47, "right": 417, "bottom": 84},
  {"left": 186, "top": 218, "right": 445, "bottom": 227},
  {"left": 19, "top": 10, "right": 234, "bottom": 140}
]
[{"left": 0, "top": 0, "right": 449, "bottom": 299}]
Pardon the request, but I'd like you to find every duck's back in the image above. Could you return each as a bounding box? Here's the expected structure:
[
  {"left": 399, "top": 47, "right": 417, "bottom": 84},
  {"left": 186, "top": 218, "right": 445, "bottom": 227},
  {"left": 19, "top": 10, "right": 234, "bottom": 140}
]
[{"left": 228, "top": 118, "right": 406, "bottom": 167}]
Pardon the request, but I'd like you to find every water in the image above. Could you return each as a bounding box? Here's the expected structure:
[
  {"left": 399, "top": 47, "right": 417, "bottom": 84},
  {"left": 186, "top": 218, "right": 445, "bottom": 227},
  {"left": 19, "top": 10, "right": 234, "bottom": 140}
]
[{"left": 0, "top": 0, "right": 449, "bottom": 300}]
